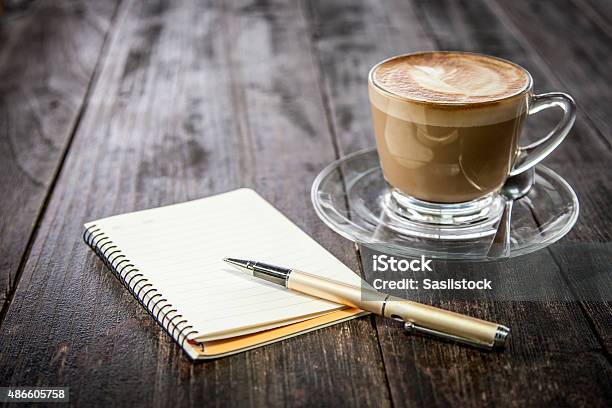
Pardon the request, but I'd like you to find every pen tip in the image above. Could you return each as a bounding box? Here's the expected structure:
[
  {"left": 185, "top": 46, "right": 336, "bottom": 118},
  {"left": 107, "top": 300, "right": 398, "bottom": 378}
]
[{"left": 223, "top": 258, "right": 250, "bottom": 269}]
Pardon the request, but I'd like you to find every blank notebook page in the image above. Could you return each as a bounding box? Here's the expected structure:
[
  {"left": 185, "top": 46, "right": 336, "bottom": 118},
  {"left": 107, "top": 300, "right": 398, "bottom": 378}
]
[{"left": 85, "top": 188, "right": 361, "bottom": 341}]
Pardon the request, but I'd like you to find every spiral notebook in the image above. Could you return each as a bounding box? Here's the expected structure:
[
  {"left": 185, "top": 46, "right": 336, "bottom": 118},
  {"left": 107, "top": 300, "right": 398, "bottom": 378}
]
[{"left": 83, "top": 188, "right": 365, "bottom": 359}]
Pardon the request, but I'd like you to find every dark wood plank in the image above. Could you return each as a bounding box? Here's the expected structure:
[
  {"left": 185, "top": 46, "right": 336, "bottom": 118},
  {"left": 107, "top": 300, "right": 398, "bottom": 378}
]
[
  {"left": 546, "top": 241, "right": 612, "bottom": 347},
  {"left": 0, "top": 0, "right": 389, "bottom": 406},
  {"left": 0, "top": 0, "right": 120, "bottom": 313},
  {"left": 306, "top": 0, "right": 612, "bottom": 406},
  {"left": 583, "top": 0, "right": 612, "bottom": 25}
]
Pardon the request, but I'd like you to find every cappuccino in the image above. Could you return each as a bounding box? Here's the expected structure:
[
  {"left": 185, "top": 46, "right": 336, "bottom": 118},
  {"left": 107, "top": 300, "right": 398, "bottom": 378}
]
[{"left": 369, "top": 52, "right": 531, "bottom": 203}]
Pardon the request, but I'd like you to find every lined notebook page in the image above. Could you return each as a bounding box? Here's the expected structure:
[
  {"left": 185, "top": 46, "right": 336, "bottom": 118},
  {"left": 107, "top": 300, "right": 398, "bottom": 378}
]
[{"left": 85, "top": 189, "right": 361, "bottom": 341}]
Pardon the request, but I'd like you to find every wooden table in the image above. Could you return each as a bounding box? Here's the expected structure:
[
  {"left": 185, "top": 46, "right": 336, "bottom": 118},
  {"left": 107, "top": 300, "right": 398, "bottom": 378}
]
[{"left": 1, "top": 0, "right": 611, "bottom": 406}]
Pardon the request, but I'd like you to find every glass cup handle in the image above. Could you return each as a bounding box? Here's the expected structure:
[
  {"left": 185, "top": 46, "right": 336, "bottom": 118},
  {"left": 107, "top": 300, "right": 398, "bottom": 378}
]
[{"left": 510, "top": 92, "right": 576, "bottom": 176}]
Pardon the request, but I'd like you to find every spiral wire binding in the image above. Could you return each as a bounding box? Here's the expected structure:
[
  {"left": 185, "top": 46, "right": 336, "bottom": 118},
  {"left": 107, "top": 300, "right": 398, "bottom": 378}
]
[{"left": 83, "top": 225, "right": 200, "bottom": 351}]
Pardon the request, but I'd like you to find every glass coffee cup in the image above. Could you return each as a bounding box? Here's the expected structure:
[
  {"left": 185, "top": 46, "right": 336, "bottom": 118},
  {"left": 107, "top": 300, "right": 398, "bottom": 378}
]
[{"left": 368, "top": 51, "right": 575, "bottom": 237}]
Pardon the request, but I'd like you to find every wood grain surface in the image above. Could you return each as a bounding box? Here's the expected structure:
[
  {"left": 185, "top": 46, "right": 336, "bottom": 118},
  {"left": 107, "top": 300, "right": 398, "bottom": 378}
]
[
  {"left": 0, "top": 0, "right": 610, "bottom": 407},
  {"left": 0, "top": 0, "right": 119, "bottom": 313}
]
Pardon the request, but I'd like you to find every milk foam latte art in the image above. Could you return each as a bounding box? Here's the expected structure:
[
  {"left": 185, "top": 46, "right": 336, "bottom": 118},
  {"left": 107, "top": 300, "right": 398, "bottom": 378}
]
[
  {"left": 369, "top": 52, "right": 532, "bottom": 203},
  {"left": 372, "top": 52, "right": 530, "bottom": 104}
]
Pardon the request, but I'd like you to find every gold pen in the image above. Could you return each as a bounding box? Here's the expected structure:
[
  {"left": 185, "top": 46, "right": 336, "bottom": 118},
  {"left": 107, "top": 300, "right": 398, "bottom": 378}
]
[{"left": 223, "top": 258, "right": 509, "bottom": 349}]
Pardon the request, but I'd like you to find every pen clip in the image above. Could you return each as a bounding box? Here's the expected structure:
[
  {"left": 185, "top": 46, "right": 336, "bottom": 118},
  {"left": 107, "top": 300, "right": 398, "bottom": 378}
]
[{"left": 403, "top": 322, "right": 496, "bottom": 350}]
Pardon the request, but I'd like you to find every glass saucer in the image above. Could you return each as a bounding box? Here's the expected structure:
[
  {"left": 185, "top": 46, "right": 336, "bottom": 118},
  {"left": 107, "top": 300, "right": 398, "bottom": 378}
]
[{"left": 311, "top": 148, "right": 579, "bottom": 260}]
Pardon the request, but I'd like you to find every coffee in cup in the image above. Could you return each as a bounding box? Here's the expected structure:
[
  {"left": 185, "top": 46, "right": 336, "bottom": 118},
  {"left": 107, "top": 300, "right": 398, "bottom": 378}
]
[{"left": 368, "top": 51, "right": 575, "bottom": 235}]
